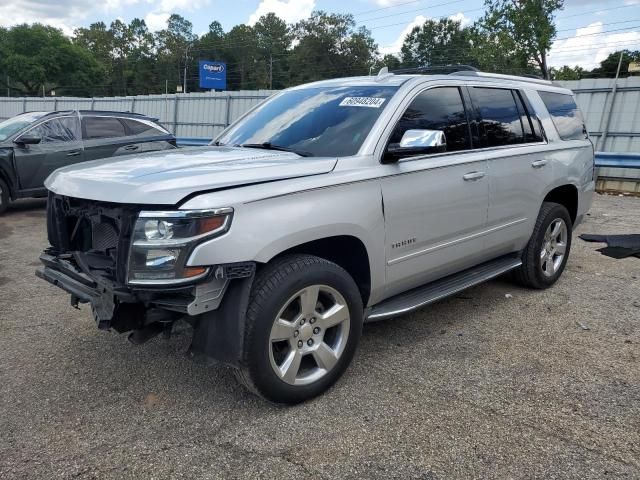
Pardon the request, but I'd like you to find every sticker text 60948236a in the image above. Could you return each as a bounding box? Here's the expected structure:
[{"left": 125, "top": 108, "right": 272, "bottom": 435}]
[{"left": 339, "top": 97, "right": 386, "bottom": 108}]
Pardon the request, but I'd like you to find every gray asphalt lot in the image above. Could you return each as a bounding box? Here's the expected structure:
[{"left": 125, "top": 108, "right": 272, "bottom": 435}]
[{"left": 0, "top": 194, "right": 639, "bottom": 479}]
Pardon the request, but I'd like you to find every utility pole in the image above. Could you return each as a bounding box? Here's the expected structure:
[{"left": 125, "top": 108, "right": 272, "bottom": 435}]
[
  {"left": 6, "top": 76, "right": 9, "bottom": 97},
  {"left": 269, "top": 55, "right": 273, "bottom": 90},
  {"left": 183, "top": 43, "right": 192, "bottom": 94}
]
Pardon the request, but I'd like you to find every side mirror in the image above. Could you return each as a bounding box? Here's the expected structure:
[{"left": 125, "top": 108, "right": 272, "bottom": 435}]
[
  {"left": 15, "top": 135, "right": 42, "bottom": 146},
  {"left": 384, "top": 129, "right": 447, "bottom": 163}
]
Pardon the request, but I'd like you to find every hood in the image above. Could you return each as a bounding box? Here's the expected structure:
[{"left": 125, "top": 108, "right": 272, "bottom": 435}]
[{"left": 45, "top": 146, "right": 338, "bottom": 205}]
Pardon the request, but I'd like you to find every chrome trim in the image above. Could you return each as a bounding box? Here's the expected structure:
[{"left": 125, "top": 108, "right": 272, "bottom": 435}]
[
  {"left": 138, "top": 207, "right": 233, "bottom": 218},
  {"left": 388, "top": 218, "right": 527, "bottom": 266},
  {"left": 128, "top": 268, "right": 210, "bottom": 286},
  {"left": 132, "top": 214, "right": 232, "bottom": 247}
]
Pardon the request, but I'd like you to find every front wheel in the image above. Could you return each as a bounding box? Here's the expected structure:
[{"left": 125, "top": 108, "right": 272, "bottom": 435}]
[
  {"left": 234, "top": 254, "right": 363, "bottom": 404},
  {"left": 513, "top": 202, "right": 573, "bottom": 289}
]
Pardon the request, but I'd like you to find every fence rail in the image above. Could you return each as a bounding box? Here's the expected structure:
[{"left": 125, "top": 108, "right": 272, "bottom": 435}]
[
  {"left": 0, "top": 90, "right": 275, "bottom": 139},
  {"left": 1, "top": 78, "right": 638, "bottom": 187}
]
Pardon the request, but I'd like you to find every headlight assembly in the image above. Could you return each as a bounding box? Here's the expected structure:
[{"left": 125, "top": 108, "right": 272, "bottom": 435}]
[{"left": 128, "top": 208, "right": 232, "bottom": 285}]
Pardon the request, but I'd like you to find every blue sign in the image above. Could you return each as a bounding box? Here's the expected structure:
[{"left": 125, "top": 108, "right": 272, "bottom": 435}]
[{"left": 199, "top": 61, "right": 226, "bottom": 90}]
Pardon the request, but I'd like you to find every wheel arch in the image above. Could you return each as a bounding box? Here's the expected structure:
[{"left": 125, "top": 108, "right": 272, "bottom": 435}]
[
  {"left": 262, "top": 234, "right": 373, "bottom": 307},
  {"left": 543, "top": 184, "right": 578, "bottom": 225}
]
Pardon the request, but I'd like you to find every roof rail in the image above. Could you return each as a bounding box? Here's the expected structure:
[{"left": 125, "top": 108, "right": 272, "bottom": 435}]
[
  {"left": 449, "top": 70, "right": 553, "bottom": 86},
  {"left": 393, "top": 64, "right": 479, "bottom": 75}
]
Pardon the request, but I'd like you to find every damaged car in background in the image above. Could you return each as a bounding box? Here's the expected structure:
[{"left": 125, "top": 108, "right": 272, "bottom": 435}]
[
  {"left": 36, "top": 69, "right": 595, "bottom": 403},
  {"left": 0, "top": 110, "right": 175, "bottom": 214}
]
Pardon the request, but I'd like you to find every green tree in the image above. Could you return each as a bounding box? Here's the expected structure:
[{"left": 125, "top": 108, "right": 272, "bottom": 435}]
[
  {"left": 0, "top": 24, "right": 103, "bottom": 96},
  {"left": 400, "top": 18, "right": 477, "bottom": 68},
  {"left": 290, "top": 11, "right": 378, "bottom": 85},
  {"left": 377, "top": 54, "right": 402, "bottom": 72},
  {"left": 550, "top": 65, "right": 584, "bottom": 80},
  {"left": 254, "top": 13, "right": 292, "bottom": 89},
  {"left": 591, "top": 50, "right": 640, "bottom": 78},
  {"left": 474, "top": 0, "right": 564, "bottom": 79},
  {"left": 155, "top": 15, "right": 198, "bottom": 93}
]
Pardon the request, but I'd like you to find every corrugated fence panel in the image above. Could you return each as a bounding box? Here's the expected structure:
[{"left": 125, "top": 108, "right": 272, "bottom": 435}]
[
  {"left": 0, "top": 90, "right": 276, "bottom": 138},
  {"left": 1, "top": 82, "right": 637, "bottom": 160},
  {"left": 0, "top": 98, "right": 25, "bottom": 120},
  {"left": 557, "top": 77, "right": 640, "bottom": 153}
]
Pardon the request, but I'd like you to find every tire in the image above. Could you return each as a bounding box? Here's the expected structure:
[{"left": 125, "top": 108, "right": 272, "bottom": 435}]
[
  {"left": 0, "top": 178, "right": 9, "bottom": 215},
  {"left": 233, "top": 254, "right": 363, "bottom": 404},
  {"left": 513, "top": 202, "right": 572, "bottom": 289}
]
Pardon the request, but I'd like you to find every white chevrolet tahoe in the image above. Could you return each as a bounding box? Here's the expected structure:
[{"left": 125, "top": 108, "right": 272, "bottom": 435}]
[{"left": 37, "top": 69, "right": 595, "bottom": 403}]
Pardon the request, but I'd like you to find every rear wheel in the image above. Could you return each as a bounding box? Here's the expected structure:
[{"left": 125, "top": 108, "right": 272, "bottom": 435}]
[
  {"left": 0, "top": 179, "right": 9, "bottom": 215},
  {"left": 513, "top": 202, "right": 572, "bottom": 289},
  {"left": 234, "top": 254, "right": 363, "bottom": 404}
]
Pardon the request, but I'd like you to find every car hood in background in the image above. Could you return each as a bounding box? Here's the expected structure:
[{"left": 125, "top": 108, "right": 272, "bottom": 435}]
[{"left": 45, "top": 146, "right": 338, "bottom": 205}]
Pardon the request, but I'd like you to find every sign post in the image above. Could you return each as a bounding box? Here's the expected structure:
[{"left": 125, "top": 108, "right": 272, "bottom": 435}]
[{"left": 199, "top": 61, "right": 227, "bottom": 90}]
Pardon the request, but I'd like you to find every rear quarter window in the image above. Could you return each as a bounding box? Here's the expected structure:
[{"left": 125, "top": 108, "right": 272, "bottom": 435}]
[
  {"left": 122, "top": 118, "right": 168, "bottom": 136},
  {"left": 538, "top": 91, "right": 587, "bottom": 141}
]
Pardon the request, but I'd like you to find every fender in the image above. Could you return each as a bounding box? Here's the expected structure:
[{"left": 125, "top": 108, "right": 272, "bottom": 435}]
[
  {"left": 0, "top": 147, "right": 18, "bottom": 198},
  {"left": 185, "top": 179, "right": 387, "bottom": 306}
]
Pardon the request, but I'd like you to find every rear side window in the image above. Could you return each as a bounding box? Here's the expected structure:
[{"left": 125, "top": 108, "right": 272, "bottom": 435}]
[
  {"left": 471, "top": 87, "right": 524, "bottom": 147},
  {"left": 538, "top": 91, "right": 587, "bottom": 141},
  {"left": 122, "top": 118, "right": 167, "bottom": 136},
  {"left": 390, "top": 86, "right": 471, "bottom": 152},
  {"left": 83, "top": 116, "right": 126, "bottom": 139}
]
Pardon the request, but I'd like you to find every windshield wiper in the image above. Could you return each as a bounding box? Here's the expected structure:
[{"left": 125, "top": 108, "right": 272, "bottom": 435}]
[{"left": 239, "top": 142, "right": 312, "bottom": 157}]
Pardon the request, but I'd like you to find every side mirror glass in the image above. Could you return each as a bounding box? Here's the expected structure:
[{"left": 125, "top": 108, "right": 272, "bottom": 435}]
[
  {"left": 15, "top": 135, "right": 42, "bottom": 146},
  {"left": 384, "top": 129, "right": 447, "bottom": 163}
]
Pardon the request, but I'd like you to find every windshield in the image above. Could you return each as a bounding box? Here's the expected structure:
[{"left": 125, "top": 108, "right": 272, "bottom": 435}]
[
  {"left": 0, "top": 112, "right": 48, "bottom": 142},
  {"left": 217, "top": 86, "right": 398, "bottom": 157}
]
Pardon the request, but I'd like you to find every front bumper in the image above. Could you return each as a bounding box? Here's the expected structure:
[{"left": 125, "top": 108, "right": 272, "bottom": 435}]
[
  {"left": 36, "top": 251, "right": 254, "bottom": 330},
  {"left": 37, "top": 250, "right": 257, "bottom": 366},
  {"left": 36, "top": 252, "right": 134, "bottom": 329}
]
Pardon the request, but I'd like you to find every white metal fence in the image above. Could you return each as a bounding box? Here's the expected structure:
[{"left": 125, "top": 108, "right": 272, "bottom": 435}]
[
  {"left": 1, "top": 79, "right": 639, "bottom": 152},
  {"left": 0, "top": 90, "right": 276, "bottom": 140},
  {"left": 559, "top": 77, "right": 640, "bottom": 154}
]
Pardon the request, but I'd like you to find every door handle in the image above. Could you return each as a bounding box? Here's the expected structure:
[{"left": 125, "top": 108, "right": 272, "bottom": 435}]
[
  {"left": 66, "top": 150, "right": 81, "bottom": 157},
  {"left": 463, "top": 171, "right": 486, "bottom": 181},
  {"left": 531, "top": 160, "right": 548, "bottom": 168},
  {"left": 124, "top": 145, "right": 139, "bottom": 151}
]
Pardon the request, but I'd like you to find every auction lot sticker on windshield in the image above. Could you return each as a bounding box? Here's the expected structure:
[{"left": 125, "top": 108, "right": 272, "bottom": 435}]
[{"left": 339, "top": 97, "right": 386, "bottom": 108}]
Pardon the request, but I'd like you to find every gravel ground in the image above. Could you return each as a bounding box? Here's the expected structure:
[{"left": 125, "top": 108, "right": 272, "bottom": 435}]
[{"left": 0, "top": 194, "right": 639, "bottom": 480}]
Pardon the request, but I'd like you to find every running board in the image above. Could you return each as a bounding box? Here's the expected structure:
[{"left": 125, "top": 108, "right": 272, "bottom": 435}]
[{"left": 365, "top": 255, "right": 522, "bottom": 322}]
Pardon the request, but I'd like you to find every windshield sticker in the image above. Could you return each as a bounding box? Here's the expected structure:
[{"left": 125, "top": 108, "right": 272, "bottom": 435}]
[{"left": 339, "top": 97, "right": 386, "bottom": 108}]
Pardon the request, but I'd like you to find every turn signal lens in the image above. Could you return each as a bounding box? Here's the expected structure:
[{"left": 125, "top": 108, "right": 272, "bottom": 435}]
[{"left": 183, "top": 266, "right": 208, "bottom": 278}]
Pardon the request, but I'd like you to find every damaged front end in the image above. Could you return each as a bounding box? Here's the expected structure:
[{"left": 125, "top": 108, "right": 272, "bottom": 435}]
[{"left": 36, "top": 193, "right": 254, "bottom": 365}]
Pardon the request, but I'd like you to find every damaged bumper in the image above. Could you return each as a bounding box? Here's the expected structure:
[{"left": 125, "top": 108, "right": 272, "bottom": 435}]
[
  {"left": 36, "top": 252, "right": 126, "bottom": 329},
  {"left": 36, "top": 250, "right": 256, "bottom": 366},
  {"left": 36, "top": 251, "right": 252, "bottom": 330}
]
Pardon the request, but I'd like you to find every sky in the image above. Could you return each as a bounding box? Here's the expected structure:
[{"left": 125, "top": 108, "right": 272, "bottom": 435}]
[{"left": 1, "top": 0, "right": 639, "bottom": 69}]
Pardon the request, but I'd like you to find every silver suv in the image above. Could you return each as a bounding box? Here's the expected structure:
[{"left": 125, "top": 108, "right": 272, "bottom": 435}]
[{"left": 37, "top": 70, "right": 595, "bottom": 403}]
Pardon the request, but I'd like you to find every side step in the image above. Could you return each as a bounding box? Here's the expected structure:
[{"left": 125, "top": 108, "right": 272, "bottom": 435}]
[{"left": 365, "top": 255, "right": 522, "bottom": 322}]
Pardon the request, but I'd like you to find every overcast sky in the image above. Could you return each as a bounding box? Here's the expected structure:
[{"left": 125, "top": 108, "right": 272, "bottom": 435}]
[{"left": 1, "top": 0, "right": 639, "bottom": 69}]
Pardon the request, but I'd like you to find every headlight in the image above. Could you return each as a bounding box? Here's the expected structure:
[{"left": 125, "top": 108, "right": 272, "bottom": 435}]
[{"left": 128, "top": 208, "right": 232, "bottom": 285}]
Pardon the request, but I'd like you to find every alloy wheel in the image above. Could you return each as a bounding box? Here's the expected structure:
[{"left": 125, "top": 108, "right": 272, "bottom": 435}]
[
  {"left": 540, "top": 218, "right": 568, "bottom": 277},
  {"left": 268, "top": 285, "right": 351, "bottom": 386}
]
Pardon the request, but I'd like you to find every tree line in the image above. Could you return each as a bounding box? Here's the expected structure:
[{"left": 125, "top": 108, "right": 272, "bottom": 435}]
[{"left": 0, "top": 0, "right": 637, "bottom": 97}]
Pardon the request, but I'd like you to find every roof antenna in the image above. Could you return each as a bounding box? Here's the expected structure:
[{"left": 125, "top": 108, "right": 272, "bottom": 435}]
[{"left": 377, "top": 66, "right": 389, "bottom": 77}]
